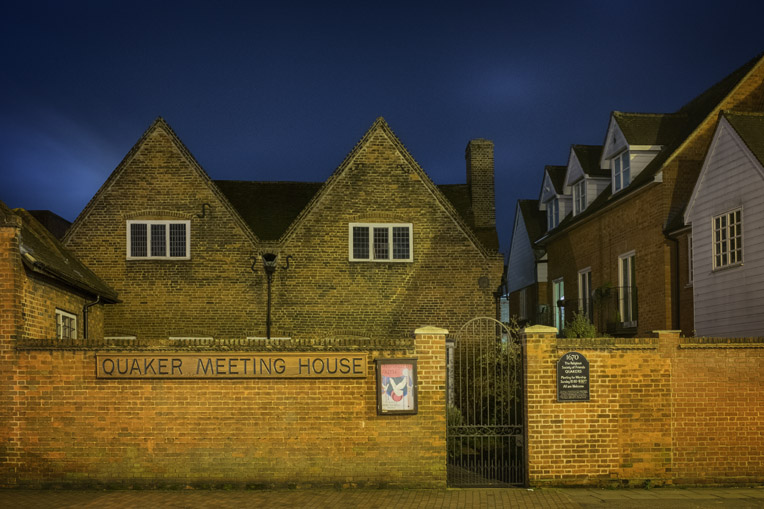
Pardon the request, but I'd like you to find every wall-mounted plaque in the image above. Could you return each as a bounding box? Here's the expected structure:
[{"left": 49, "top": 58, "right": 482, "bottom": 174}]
[
  {"left": 375, "top": 358, "right": 417, "bottom": 415},
  {"left": 557, "top": 351, "right": 589, "bottom": 402}
]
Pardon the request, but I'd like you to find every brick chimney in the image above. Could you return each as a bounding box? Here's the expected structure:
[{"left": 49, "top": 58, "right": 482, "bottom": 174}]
[{"left": 465, "top": 139, "right": 496, "bottom": 228}]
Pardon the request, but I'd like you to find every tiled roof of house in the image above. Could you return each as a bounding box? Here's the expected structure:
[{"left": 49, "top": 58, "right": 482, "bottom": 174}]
[
  {"left": 572, "top": 145, "right": 608, "bottom": 178},
  {"left": 518, "top": 199, "right": 547, "bottom": 245},
  {"left": 723, "top": 111, "right": 764, "bottom": 168},
  {"left": 215, "top": 180, "right": 499, "bottom": 251},
  {"left": 28, "top": 210, "right": 71, "bottom": 240},
  {"left": 613, "top": 112, "right": 689, "bottom": 146},
  {"left": 2, "top": 202, "right": 118, "bottom": 301},
  {"left": 214, "top": 181, "right": 323, "bottom": 241},
  {"left": 537, "top": 52, "right": 764, "bottom": 243},
  {"left": 546, "top": 165, "right": 567, "bottom": 194}
]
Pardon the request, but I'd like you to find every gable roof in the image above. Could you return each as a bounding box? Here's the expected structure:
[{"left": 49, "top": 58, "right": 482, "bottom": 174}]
[
  {"left": 63, "top": 117, "right": 258, "bottom": 246},
  {"left": 274, "top": 117, "right": 500, "bottom": 257},
  {"left": 723, "top": 111, "right": 764, "bottom": 167},
  {"left": 612, "top": 112, "right": 689, "bottom": 146},
  {"left": 1, "top": 201, "right": 118, "bottom": 301},
  {"left": 518, "top": 199, "right": 547, "bottom": 246},
  {"left": 572, "top": 145, "right": 607, "bottom": 178},
  {"left": 537, "top": 52, "right": 764, "bottom": 244}
]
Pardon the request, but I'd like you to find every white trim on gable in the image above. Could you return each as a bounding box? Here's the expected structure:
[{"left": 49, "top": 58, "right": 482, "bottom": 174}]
[
  {"left": 539, "top": 171, "right": 558, "bottom": 204},
  {"left": 685, "top": 116, "right": 764, "bottom": 225},
  {"left": 563, "top": 148, "right": 585, "bottom": 188},
  {"left": 600, "top": 115, "right": 628, "bottom": 165}
]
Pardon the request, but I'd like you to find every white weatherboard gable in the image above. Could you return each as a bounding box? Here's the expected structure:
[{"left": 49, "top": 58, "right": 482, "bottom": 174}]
[
  {"left": 539, "top": 171, "right": 558, "bottom": 204},
  {"left": 600, "top": 115, "right": 628, "bottom": 164},
  {"left": 563, "top": 148, "right": 585, "bottom": 187},
  {"left": 686, "top": 114, "right": 764, "bottom": 338},
  {"left": 507, "top": 202, "right": 536, "bottom": 293}
]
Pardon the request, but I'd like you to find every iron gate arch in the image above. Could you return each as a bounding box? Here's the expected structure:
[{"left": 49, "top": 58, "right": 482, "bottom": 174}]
[{"left": 446, "top": 317, "right": 526, "bottom": 487}]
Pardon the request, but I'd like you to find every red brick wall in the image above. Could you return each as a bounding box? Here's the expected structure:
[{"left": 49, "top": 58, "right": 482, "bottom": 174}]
[
  {"left": 523, "top": 327, "right": 764, "bottom": 486},
  {"left": 0, "top": 328, "right": 446, "bottom": 488}
]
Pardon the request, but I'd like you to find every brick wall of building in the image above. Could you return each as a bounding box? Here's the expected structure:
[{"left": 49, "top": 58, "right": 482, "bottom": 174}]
[
  {"left": 543, "top": 59, "right": 764, "bottom": 337},
  {"left": 64, "top": 122, "right": 503, "bottom": 343},
  {"left": 0, "top": 328, "right": 447, "bottom": 488},
  {"left": 523, "top": 327, "right": 764, "bottom": 486}
]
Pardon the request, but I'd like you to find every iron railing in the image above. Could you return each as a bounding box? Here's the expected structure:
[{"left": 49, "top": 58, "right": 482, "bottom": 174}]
[{"left": 559, "top": 286, "right": 638, "bottom": 335}]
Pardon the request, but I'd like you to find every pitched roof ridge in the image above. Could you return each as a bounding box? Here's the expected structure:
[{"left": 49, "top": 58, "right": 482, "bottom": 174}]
[
  {"left": 64, "top": 117, "right": 261, "bottom": 247},
  {"left": 722, "top": 109, "right": 764, "bottom": 118},
  {"left": 214, "top": 179, "right": 324, "bottom": 185},
  {"left": 613, "top": 111, "right": 687, "bottom": 118},
  {"left": 278, "top": 118, "right": 500, "bottom": 257},
  {"left": 572, "top": 143, "right": 603, "bottom": 149}
]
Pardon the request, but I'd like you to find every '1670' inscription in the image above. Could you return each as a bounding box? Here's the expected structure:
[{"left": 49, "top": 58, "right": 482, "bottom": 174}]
[
  {"left": 96, "top": 353, "right": 367, "bottom": 379},
  {"left": 556, "top": 351, "right": 590, "bottom": 402}
]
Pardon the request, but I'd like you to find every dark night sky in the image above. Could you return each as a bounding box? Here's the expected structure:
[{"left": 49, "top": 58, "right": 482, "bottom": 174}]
[{"left": 2, "top": 1, "right": 763, "bottom": 255}]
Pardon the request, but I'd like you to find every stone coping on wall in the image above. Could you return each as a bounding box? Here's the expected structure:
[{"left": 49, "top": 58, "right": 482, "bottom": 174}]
[
  {"left": 14, "top": 336, "right": 417, "bottom": 353},
  {"left": 680, "top": 337, "right": 764, "bottom": 348},
  {"left": 555, "top": 337, "right": 659, "bottom": 351}
]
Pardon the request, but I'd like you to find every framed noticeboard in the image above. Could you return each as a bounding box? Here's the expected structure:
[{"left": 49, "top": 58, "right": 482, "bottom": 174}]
[{"left": 375, "top": 358, "right": 418, "bottom": 415}]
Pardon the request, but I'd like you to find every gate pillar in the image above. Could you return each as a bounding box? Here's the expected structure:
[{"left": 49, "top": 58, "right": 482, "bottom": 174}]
[{"left": 520, "top": 324, "right": 558, "bottom": 487}]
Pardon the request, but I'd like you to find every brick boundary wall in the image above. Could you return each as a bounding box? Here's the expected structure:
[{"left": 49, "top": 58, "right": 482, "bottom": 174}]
[
  {"left": 522, "top": 326, "right": 764, "bottom": 487},
  {"left": 0, "top": 328, "right": 447, "bottom": 488}
]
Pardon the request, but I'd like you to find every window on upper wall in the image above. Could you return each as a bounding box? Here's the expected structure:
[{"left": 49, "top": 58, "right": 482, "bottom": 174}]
[
  {"left": 127, "top": 220, "right": 190, "bottom": 259},
  {"left": 547, "top": 199, "right": 560, "bottom": 230},
  {"left": 573, "top": 180, "right": 586, "bottom": 215},
  {"left": 578, "top": 268, "right": 592, "bottom": 321},
  {"left": 612, "top": 150, "right": 630, "bottom": 192},
  {"left": 56, "top": 309, "right": 77, "bottom": 339},
  {"left": 618, "top": 251, "right": 637, "bottom": 327},
  {"left": 713, "top": 209, "right": 742, "bottom": 270},
  {"left": 349, "top": 223, "right": 412, "bottom": 262}
]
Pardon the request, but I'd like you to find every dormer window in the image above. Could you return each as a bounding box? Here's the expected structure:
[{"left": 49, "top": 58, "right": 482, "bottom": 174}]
[
  {"left": 613, "top": 150, "right": 630, "bottom": 192},
  {"left": 573, "top": 180, "right": 586, "bottom": 215},
  {"left": 547, "top": 198, "right": 559, "bottom": 230}
]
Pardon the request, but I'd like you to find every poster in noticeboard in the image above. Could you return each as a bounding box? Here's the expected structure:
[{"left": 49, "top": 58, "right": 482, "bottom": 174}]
[{"left": 375, "top": 358, "right": 418, "bottom": 415}]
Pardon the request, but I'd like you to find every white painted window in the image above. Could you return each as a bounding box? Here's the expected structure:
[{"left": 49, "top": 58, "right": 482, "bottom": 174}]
[
  {"left": 518, "top": 288, "right": 527, "bottom": 320},
  {"left": 349, "top": 223, "right": 412, "bottom": 262},
  {"left": 612, "top": 150, "right": 630, "bottom": 192},
  {"left": 547, "top": 199, "right": 559, "bottom": 230},
  {"left": 713, "top": 209, "right": 742, "bottom": 269},
  {"left": 127, "top": 220, "right": 190, "bottom": 259},
  {"left": 573, "top": 180, "right": 586, "bottom": 215},
  {"left": 618, "top": 251, "right": 637, "bottom": 327},
  {"left": 56, "top": 309, "right": 77, "bottom": 339},
  {"left": 553, "top": 278, "right": 564, "bottom": 331},
  {"left": 578, "top": 268, "right": 592, "bottom": 320}
]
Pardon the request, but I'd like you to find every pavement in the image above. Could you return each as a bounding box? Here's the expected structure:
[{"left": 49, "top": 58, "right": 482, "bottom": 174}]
[{"left": 2, "top": 487, "right": 764, "bottom": 509}]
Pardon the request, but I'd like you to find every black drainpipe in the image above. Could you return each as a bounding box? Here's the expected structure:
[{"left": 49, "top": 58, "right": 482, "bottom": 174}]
[
  {"left": 262, "top": 253, "right": 278, "bottom": 339},
  {"left": 82, "top": 295, "right": 101, "bottom": 340}
]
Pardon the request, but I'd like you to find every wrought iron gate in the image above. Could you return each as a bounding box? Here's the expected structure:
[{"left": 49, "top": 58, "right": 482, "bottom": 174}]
[{"left": 446, "top": 317, "right": 525, "bottom": 487}]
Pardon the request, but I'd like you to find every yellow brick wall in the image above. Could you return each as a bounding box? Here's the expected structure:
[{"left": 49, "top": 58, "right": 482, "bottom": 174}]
[
  {"left": 64, "top": 123, "right": 503, "bottom": 342},
  {"left": 1, "top": 329, "right": 447, "bottom": 488}
]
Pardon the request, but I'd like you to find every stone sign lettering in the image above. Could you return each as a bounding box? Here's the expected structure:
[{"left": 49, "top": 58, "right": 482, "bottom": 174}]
[
  {"left": 556, "top": 351, "right": 589, "bottom": 402},
  {"left": 96, "top": 353, "right": 367, "bottom": 379}
]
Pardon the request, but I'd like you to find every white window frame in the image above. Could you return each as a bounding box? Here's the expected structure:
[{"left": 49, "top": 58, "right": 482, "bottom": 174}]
[
  {"left": 612, "top": 150, "right": 630, "bottom": 193},
  {"left": 553, "top": 277, "right": 564, "bottom": 331},
  {"left": 56, "top": 309, "right": 77, "bottom": 340},
  {"left": 577, "top": 268, "right": 592, "bottom": 320},
  {"left": 712, "top": 208, "right": 743, "bottom": 270},
  {"left": 547, "top": 198, "right": 559, "bottom": 230},
  {"left": 573, "top": 179, "right": 586, "bottom": 215},
  {"left": 126, "top": 220, "right": 190, "bottom": 260},
  {"left": 618, "top": 251, "right": 636, "bottom": 327},
  {"left": 348, "top": 223, "right": 413, "bottom": 262}
]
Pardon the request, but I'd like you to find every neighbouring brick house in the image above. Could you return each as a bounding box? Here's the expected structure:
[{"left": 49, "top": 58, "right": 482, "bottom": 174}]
[
  {"left": 0, "top": 200, "right": 118, "bottom": 344},
  {"left": 61, "top": 116, "right": 504, "bottom": 342},
  {"left": 532, "top": 52, "right": 764, "bottom": 336}
]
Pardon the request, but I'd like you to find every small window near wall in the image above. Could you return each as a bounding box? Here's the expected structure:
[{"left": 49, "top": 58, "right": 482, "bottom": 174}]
[{"left": 56, "top": 309, "right": 77, "bottom": 339}]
